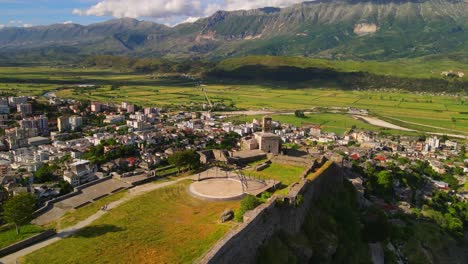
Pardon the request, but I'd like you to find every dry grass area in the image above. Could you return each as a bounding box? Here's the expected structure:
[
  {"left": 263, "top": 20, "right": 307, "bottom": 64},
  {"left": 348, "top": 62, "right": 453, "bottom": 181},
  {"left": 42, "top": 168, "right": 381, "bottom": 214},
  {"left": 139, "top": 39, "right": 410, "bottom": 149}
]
[{"left": 21, "top": 180, "right": 239, "bottom": 264}]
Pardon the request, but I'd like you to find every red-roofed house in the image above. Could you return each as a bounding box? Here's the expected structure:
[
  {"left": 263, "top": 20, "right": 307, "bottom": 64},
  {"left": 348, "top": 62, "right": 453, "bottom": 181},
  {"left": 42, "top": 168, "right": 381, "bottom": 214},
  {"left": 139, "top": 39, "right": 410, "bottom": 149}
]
[
  {"left": 350, "top": 153, "right": 360, "bottom": 161},
  {"left": 374, "top": 155, "right": 387, "bottom": 163}
]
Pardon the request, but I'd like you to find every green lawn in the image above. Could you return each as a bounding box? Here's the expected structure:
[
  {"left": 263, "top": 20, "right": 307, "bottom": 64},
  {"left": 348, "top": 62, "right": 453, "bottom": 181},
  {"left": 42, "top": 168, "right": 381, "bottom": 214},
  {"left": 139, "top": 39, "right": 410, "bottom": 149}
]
[
  {"left": 21, "top": 181, "right": 239, "bottom": 264},
  {"left": 0, "top": 224, "right": 45, "bottom": 249},
  {"left": 244, "top": 163, "right": 305, "bottom": 187}
]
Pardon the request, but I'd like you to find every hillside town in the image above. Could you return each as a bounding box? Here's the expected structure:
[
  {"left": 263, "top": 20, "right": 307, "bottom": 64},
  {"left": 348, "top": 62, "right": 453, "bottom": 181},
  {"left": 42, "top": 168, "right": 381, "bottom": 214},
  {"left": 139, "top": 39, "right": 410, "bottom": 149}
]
[{"left": 0, "top": 94, "right": 466, "bottom": 209}]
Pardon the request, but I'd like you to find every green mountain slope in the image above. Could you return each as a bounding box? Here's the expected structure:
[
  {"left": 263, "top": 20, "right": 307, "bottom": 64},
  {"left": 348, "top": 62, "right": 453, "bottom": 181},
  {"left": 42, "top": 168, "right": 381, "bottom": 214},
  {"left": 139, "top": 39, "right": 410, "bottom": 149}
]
[{"left": 0, "top": 0, "right": 467, "bottom": 61}]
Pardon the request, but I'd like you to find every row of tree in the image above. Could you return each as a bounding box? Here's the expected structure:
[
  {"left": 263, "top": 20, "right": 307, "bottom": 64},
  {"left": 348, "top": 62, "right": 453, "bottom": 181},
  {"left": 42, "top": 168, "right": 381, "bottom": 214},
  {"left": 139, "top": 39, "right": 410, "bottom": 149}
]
[
  {"left": 207, "top": 65, "right": 468, "bottom": 93},
  {"left": 82, "top": 55, "right": 214, "bottom": 75}
]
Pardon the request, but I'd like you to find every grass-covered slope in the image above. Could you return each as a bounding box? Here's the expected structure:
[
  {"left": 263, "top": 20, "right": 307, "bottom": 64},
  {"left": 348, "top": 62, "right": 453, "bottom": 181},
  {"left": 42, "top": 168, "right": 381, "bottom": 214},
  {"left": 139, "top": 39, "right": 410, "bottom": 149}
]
[
  {"left": 21, "top": 181, "right": 239, "bottom": 264},
  {"left": 0, "top": 224, "right": 45, "bottom": 249}
]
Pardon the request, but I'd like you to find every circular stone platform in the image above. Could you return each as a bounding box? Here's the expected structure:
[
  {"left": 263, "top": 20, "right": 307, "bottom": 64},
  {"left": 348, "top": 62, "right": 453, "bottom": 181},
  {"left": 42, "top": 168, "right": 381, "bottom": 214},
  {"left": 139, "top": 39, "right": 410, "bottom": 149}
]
[{"left": 189, "top": 178, "right": 246, "bottom": 201}]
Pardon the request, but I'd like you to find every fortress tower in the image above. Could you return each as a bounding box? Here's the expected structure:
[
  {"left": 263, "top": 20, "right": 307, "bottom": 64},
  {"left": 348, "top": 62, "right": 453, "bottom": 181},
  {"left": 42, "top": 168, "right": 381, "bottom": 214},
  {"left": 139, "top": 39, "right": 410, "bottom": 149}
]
[
  {"left": 252, "top": 116, "right": 281, "bottom": 155},
  {"left": 262, "top": 116, "right": 272, "bottom": 133}
]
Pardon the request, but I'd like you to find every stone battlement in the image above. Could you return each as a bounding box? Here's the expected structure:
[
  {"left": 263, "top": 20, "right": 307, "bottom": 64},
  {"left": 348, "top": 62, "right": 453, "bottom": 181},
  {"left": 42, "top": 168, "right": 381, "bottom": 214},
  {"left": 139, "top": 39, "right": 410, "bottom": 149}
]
[{"left": 197, "top": 159, "right": 344, "bottom": 264}]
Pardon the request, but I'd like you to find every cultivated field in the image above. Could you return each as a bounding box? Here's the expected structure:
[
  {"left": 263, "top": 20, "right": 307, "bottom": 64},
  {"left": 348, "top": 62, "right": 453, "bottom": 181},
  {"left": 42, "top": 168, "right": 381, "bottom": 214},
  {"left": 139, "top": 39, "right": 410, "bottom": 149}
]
[
  {"left": 20, "top": 181, "right": 239, "bottom": 264},
  {"left": 0, "top": 66, "right": 466, "bottom": 135}
]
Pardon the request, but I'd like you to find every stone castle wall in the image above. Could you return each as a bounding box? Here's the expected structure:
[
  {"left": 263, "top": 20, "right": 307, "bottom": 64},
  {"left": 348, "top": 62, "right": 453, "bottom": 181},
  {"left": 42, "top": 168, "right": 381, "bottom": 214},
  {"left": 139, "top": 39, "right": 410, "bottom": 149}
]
[
  {"left": 197, "top": 160, "right": 344, "bottom": 264},
  {"left": 0, "top": 229, "right": 56, "bottom": 258},
  {"left": 271, "top": 154, "right": 318, "bottom": 167}
]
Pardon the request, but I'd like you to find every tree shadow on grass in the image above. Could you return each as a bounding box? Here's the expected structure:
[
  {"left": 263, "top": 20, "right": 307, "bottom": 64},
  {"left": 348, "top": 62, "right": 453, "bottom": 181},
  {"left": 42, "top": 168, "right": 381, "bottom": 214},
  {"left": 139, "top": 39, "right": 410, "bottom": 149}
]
[{"left": 68, "top": 225, "right": 125, "bottom": 238}]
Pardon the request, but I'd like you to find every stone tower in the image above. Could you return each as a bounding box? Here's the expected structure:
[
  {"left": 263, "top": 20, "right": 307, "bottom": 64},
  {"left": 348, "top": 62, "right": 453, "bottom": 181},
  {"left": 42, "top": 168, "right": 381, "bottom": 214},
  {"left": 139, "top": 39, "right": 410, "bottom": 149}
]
[{"left": 262, "top": 116, "right": 272, "bottom": 133}]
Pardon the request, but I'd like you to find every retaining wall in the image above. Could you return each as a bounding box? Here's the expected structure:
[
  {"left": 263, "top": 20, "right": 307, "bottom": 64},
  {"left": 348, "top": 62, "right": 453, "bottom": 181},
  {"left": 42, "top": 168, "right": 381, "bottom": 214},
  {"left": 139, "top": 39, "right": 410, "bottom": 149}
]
[
  {"left": 198, "top": 160, "right": 344, "bottom": 264},
  {"left": 0, "top": 229, "right": 56, "bottom": 258},
  {"left": 271, "top": 155, "right": 316, "bottom": 167},
  {"left": 33, "top": 177, "right": 113, "bottom": 218},
  {"left": 74, "top": 176, "right": 112, "bottom": 191}
]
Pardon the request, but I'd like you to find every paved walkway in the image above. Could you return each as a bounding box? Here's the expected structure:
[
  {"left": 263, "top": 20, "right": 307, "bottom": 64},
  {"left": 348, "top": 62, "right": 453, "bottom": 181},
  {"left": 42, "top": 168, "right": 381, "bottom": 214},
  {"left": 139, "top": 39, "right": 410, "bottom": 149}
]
[
  {"left": 33, "top": 179, "right": 131, "bottom": 226},
  {"left": 0, "top": 176, "right": 191, "bottom": 264}
]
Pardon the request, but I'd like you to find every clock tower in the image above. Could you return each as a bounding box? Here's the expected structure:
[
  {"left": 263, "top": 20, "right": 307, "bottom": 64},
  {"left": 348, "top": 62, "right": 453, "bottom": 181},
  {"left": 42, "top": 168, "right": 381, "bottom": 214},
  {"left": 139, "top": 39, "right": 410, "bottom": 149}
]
[{"left": 262, "top": 116, "right": 272, "bottom": 133}]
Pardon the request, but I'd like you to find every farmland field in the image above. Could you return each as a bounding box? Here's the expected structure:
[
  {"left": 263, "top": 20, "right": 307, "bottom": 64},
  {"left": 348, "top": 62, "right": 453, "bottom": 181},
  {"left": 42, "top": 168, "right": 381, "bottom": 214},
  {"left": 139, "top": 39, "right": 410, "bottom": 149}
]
[
  {"left": 228, "top": 113, "right": 415, "bottom": 135},
  {"left": 20, "top": 181, "right": 239, "bottom": 264},
  {"left": 0, "top": 66, "right": 466, "bottom": 135}
]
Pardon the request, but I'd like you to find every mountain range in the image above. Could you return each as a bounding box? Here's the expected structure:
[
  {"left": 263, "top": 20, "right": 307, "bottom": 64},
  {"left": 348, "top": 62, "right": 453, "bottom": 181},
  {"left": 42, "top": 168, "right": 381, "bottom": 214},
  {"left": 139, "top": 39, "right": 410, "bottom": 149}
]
[{"left": 0, "top": 0, "right": 467, "bottom": 62}]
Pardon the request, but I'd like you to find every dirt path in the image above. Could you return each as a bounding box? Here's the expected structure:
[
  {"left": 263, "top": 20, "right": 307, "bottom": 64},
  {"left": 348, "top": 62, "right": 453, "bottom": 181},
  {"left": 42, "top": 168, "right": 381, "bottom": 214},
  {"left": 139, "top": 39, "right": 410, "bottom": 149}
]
[
  {"left": 215, "top": 110, "right": 276, "bottom": 116},
  {"left": 355, "top": 115, "right": 468, "bottom": 139},
  {"left": 353, "top": 115, "right": 416, "bottom": 132},
  {"left": 383, "top": 116, "right": 468, "bottom": 135},
  {"left": 0, "top": 176, "right": 191, "bottom": 264}
]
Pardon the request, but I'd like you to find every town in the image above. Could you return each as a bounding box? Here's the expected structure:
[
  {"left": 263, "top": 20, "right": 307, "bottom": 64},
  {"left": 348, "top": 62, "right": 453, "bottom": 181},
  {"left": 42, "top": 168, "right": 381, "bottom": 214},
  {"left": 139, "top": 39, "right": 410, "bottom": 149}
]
[{"left": 1, "top": 94, "right": 466, "bottom": 190}]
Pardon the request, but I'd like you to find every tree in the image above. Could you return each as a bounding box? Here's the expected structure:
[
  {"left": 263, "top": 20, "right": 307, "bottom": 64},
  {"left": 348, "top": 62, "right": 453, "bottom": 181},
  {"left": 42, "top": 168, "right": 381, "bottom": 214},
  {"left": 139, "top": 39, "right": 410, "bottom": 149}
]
[
  {"left": 219, "top": 132, "right": 241, "bottom": 149},
  {"left": 3, "top": 193, "right": 37, "bottom": 234},
  {"left": 168, "top": 150, "right": 200, "bottom": 173},
  {"left": 294, "top": 110, "right": 305, "bottom": 118},
  {"left": 34, "top": 163, "right": 56, "bottom": 183},
  {"left": 376, "top": 171, "right": 393, "bottom": 191},
  {"left": 365, "top": 170, "right": 394, "bottom": 201},
  {"left": 235, "top": 195, "right": 261, "bottom": 222},
  {"left": 58, "top": 181, "right": 73, "bottom": 195}
]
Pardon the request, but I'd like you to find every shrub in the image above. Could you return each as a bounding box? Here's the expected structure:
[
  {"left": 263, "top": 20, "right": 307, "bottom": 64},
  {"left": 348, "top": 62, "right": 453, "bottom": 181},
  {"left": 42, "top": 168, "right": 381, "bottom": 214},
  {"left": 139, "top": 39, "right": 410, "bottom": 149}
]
[{"left": 235, "top": 195, "right": 261, "bottom": 222}]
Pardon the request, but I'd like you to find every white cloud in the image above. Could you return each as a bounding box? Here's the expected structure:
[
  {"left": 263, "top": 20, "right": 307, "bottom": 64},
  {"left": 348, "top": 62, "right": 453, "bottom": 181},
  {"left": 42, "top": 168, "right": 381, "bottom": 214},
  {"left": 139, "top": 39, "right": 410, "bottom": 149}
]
[
  {"left": 4, "top": 20, "right": 33, "bottom": 28},
  {"left": 0, "top": 24, "right": 4, "bottom": 29},
  {"left": 9, "top": 20, "right": 23, "bottom": 24},
  {"left": 180, "top": 16, "right": 201, "bottom": 24},
  {"left": 63, "top": 21, "right": 74, "bottom": 24},
  {"left": 73, "top": 0, "right": 305, "bottom": 24},
  {"left": 73, "top": 0, "right": 203, "bottom": 19},
  {"left": 224, "top": 0, "right": 304, "bottom": 11}
]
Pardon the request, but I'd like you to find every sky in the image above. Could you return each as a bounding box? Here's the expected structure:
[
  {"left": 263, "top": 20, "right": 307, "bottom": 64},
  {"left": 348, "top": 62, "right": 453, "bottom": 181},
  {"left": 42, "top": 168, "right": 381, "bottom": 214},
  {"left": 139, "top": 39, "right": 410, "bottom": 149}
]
[{"left": 0, "top": 0, "right": 305, "bottom": 28}]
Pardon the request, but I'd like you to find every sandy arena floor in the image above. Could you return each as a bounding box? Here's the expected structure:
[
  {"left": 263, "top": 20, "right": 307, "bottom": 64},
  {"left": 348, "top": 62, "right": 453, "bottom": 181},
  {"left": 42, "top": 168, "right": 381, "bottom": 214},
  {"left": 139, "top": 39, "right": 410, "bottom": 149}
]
[{"left": 189, "top": 178, "right": 246, "bottom": 200}]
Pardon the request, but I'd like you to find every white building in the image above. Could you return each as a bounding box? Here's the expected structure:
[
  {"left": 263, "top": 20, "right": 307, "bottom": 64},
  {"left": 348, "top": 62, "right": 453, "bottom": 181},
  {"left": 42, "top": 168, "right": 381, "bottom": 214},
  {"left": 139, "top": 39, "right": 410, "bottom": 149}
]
[
  {"left": 426, "top": 136, "right": 440, "bottom": 150},
  {"left": 69, "top": 116, "right": 83, "bottom": 130},
  {"left": 104, "top": 115, "right": 125, "bottom": 124},
  {"left": 64, "top": 159, "right": 97, "bottom": 186},
  {"left": 8, "top": 96, "right": 27, "bottom": 107}
]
